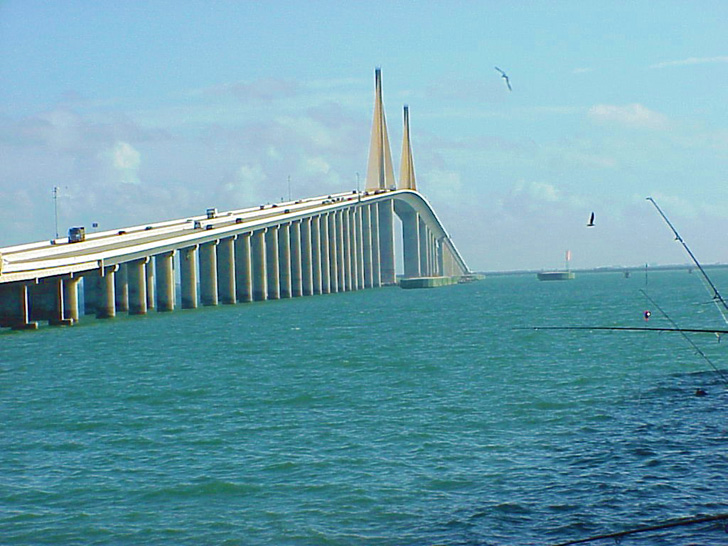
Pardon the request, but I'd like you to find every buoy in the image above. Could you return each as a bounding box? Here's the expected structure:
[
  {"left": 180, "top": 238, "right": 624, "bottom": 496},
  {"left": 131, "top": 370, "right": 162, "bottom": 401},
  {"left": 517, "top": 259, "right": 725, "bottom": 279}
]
[{"left": 644, "top": 310, "right": 651, "bottom": 321}]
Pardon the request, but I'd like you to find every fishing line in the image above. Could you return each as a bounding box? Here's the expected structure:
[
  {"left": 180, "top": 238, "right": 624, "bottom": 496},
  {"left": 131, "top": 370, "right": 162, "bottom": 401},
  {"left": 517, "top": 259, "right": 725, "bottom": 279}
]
[{"left": 640, "top": 289, "right": 728, "bottom": 388}]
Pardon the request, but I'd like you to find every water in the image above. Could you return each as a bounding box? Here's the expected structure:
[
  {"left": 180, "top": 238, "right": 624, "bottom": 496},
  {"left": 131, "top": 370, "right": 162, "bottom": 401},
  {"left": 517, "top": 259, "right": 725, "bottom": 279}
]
[{"left": 2, "top": 271, "right": 727, "bottom": 545}]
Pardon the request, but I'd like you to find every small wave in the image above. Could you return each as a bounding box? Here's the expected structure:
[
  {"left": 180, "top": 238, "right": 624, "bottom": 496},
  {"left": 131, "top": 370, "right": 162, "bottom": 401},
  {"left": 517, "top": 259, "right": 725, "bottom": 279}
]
[{"left": 141, "top": 478, "right": 261, "bottom": 500}]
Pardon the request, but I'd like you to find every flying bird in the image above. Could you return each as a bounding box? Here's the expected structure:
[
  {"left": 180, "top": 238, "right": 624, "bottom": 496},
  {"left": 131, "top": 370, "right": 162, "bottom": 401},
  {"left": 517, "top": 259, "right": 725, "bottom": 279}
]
[
  {"left": 587, "top": 212, "right": 595, "bottom": 227},
  {"left": 494, "top": 66, "right": 512, "bottom": 91}
]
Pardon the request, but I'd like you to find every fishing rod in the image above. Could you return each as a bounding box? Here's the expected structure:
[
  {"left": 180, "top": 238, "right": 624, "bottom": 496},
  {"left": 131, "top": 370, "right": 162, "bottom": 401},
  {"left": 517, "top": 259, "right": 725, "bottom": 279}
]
[
  {"left": 551, "top": 512, "right": 728, "bottom": 546},
  {"left": 646, "top": 196, "right": 728, "bottom": 325},
  {"left": 525, "top": 325, "right": 728, "bottom": 335}
]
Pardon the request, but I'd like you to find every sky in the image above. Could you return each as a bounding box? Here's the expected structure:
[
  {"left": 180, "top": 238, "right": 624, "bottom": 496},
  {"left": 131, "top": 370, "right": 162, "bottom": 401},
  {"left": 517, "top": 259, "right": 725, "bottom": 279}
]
[{"left": 1, "top": 1, "right": 727, "bottom": 272}]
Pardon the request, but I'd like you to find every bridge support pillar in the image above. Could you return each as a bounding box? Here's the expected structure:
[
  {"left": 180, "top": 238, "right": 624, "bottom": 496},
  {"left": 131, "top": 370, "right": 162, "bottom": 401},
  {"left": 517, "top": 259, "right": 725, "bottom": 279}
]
[
  {"left": 200, "top": 241, "right": 219, "bottom": 306},
  {"left": 217, "top": 237, "right": 236, "bottom": 305},
  {"left": 401, "top": 210, "right": 420, "bottom": 279},
  {"left": 336, "top": 210, "right": 346, "bottom": 291},
  {"left": 180, "top": 245, "right": 198, "bottom": 309},
  {"left": 291, "top": 221, "right": 303, "bottom": 297},
  {"left": 355, "top": 207, "right": 365, "bottom": 289},
  {"left": 327, "top": 212, "right": 339, "bottom": 293},
  {"left": 436, "top": 237, "right": 444, "bottom": 277},
  {"left": 127, "top": 258, "right": 149, "bottom": 315},
  {"left": 319, "top": 214, "right": 330, "bottom": 294},
  {"left": 265, "top": 227, "right": 280, "bottom": 300},
  {"left": 155, "top": 252, "right": 175, "bottom": 312},
  {"left": 251, "top": 230, "right": 267, "bottom": 301},
  {"left": 370, "top": 204, "right": 381, "bottom": 287},
  {"left": 418, "top": 217, "right": 429, "bottom": 276},
  {"left": 146, "top": 258, "right": 155, "bottom": 311},
  {"left": 362, "top": 205, "right": 373, "bottom": 288},
  {"left": 63, "top": 276, "right": 81, "bottom": 322},
  {"left": 278, "top": 224, "right": 292, "bottom": 299},
  {"left": 378, "top": 200, "right": 395, "bottom": 284},
  {"left": 343, "top": 210, "right": 352, "bottom": 291},
  {"left": 115, "top": 263, "right": 129, "bottom": 313},
  {"left": 235, "top": 233, "right": 253, "bottom": 303},
  {"left": 96, "top": 266, "right": 117, "bottom": 318},
  {"left": 348, "top": 209, "right": 358, "bottom": 290},
  {"left": 301, "top": 218, "right": 314, "bottom": 296},
  {"left": 0, "top": 283, "right": 37, "bottom": 330}
]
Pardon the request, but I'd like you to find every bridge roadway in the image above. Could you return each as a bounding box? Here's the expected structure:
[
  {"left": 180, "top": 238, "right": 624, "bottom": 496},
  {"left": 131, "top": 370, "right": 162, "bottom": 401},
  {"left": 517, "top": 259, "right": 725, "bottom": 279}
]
[{"left": 0, "top": 189, "right": 470, "bottom": 330}]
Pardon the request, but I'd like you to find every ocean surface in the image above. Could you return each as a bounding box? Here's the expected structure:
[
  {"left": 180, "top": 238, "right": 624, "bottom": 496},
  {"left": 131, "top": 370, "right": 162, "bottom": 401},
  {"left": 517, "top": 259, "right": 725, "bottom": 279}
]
[{"left": 1, "top": 270, "right": 727, "bottom": 545}]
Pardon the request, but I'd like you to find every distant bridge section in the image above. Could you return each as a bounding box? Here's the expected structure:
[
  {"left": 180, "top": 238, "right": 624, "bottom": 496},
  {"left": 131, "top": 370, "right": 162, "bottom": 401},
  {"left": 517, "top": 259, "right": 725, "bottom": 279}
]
[{"left": 0, "top": 69, "right": 471, "bottom": 330}]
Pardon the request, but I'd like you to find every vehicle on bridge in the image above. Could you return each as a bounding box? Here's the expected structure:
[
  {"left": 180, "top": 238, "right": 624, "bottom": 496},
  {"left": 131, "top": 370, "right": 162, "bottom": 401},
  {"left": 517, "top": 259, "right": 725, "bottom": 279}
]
[{"left": 68, "top": 227, "right": 86, "bottom": 243}]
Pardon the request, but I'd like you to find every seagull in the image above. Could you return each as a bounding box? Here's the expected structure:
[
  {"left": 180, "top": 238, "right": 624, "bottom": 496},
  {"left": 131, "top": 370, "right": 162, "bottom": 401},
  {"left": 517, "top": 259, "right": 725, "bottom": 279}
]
[
  {"left": 494, "top": 66, "right": 512, "bottom": 91},
  {"left": 587, "top": 212, "right": 595, "bottom": 227}
]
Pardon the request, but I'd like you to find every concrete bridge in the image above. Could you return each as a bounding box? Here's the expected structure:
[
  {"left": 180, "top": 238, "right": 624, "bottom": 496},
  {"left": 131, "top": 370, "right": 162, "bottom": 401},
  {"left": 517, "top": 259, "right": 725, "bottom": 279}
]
[{"left": 0, "top": 70, "right": 470, "bottom": 330}]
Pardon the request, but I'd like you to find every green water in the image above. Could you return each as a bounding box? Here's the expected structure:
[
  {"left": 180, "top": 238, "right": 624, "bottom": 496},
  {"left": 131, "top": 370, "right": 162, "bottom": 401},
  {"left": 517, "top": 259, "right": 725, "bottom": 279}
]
[{"left": 1, "top": 271, "right": 727, "bottom": 545}]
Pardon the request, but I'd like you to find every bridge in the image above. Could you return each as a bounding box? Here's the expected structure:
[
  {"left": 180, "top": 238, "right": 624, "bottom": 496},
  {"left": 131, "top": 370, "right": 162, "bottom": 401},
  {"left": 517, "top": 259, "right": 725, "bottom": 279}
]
[{"left": 0, "top": 70, "right": 471, "bottom": 330}]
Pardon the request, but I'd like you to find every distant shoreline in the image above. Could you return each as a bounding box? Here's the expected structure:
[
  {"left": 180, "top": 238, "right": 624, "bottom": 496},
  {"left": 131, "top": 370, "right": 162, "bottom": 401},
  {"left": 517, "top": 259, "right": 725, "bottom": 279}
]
[{"left": 480, "top": 263, "right": 728, "bottom": 277}]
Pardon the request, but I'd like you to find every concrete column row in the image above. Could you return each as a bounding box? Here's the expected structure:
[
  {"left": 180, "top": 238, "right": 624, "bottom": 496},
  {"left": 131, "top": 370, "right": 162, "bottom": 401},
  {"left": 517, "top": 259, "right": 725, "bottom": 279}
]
[
  {"left": 2, "top": 199, "right": 400, "bottom": 328},
  {"left": 400, "top": 209, "right": 443, "bottom": 279}
]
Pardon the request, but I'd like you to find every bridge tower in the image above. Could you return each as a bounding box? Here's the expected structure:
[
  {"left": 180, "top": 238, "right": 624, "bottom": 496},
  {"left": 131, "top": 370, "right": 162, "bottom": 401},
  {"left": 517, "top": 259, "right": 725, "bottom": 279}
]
[{"left": 399, "top": 105, "right": 416, "bottom": 191}]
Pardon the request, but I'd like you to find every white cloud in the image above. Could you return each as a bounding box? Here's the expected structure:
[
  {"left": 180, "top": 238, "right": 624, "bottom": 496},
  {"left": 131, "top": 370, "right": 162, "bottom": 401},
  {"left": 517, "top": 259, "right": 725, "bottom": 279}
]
[
  {"left": 588, "top": 103, "right": 668, "bottom": 130},
  {"left": 200, "top": 78, "right": 301, "bottom": 101},
  {"left": 513, "top": 180, "right": 560, "bottom": 202},
  {"left": 216, "top": 163, "right": 267, "bottom": 207},
  {"left": 109, "top": 141, "right": 141, "bottom": 184},
  {"left": 650, "top": 56, "right": 728, "bottom": 69},
  {"left": 419, "top": 169, "right": 463, "bottom": 206},
  {"left": 301, "top": 156, "right": 331, "bottom": 176}
]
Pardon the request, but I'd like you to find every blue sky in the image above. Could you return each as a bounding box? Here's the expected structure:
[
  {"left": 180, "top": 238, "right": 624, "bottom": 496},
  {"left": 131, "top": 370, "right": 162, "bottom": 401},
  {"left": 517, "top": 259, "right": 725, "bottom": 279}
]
[{"left": 1, "top": 1, "right": 727, "bottom": 271}]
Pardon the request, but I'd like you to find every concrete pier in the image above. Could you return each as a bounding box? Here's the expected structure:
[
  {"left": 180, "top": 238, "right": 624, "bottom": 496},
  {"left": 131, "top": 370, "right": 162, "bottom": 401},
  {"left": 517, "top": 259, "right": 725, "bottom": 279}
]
[
  {"left": 370, "top": 204, "right": 381, "bottom": 287},
  {"left": 362, "top": 205, "right": 373, "bottom": 288},
  {"left": 251, "top": 230, "right": 267, "bottom": 301},
  {"left": 402, "top": 210, "right": 420, "bottom": 279},
  {"left": 336, "top": 210, "right": 346, "bottom": 291},
  {"left": 378, "top": 200, "right": 395, "bottom": 284},
  {"left": 235, "top": 234, "right": 253, "bottom": 303},
  {"left": 146, "top": 259, "right": 155, "bottom": 311},
  {"left": 63, "top": 276, "right": 81, "bottom": 322},
  {"left": 355, "top": 207, "right": 365, "bottom": 289},
  {"left": 343, "top": 210, "right": 353, "bottom": 291},
  {"left": 199, "top": 241, "right": 219, "bottom": 307},
  {"left": 301, "top": 218, "right": 314, "bottom": 296},
  {"left": 217, "top": 237, "right": 236, "bottom": 305},
  {"left": 96, "top": 266, "right": 117, "bottom": 318},
  {"left": 265, "top": 226, "right": 280, "bottom": 300},
  {"left": 418, "top": 217, "right": 429, "bottom": 277},
  {"left": 291, "top": 221, "right": 304, "bottom": 297},
  {"left": 327, "top": 213, "right": 338, "bottom": 293},
  {"left": 155, "top": 252, "right": 175, "bottom": 312},
  {"left": 320, "top": 214, "right": 330, "bottom": 294},
  {"left": 180, "top": 245, "right": 199, "bottom": 309},
  {"left": 115, "top": 263, "right": 129, "bottom": 313},
  {"left": 127, "top": 258, "right": 148, "bottom": 315},
  {"left": 278, "top": 224, "right": 292, "bottom": 299}
]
